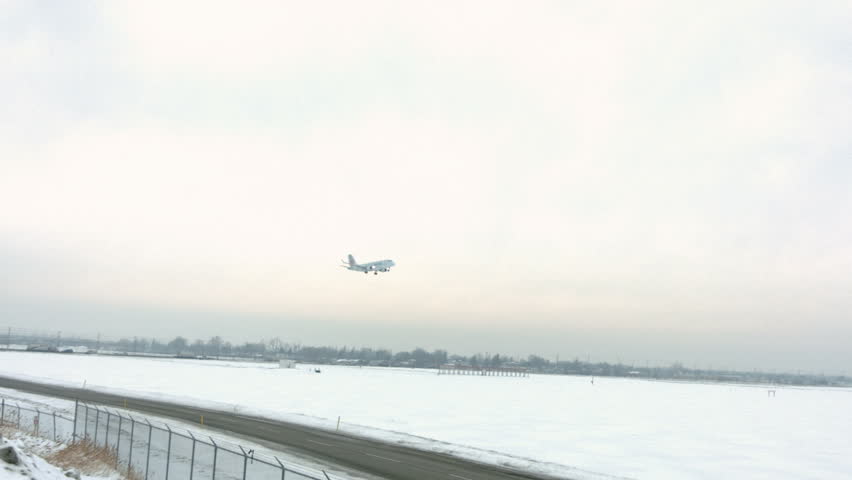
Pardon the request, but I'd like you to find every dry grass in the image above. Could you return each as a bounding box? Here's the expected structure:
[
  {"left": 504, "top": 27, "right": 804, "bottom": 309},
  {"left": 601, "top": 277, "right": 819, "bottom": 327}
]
[
  {"left": 2, "top": 423, "right": 142, "bottom": 480},
  {"left": 48, "top": 439, "right": 143, "bottom": 479},
  {"left": 0, "top": 423, "right": 20, "bottom": 440}
]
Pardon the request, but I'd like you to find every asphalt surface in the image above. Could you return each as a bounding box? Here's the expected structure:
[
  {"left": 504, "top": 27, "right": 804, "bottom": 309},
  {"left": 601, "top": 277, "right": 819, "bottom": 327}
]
[{"left": 0, "top": 375, "right": 556, "bottom": 480}]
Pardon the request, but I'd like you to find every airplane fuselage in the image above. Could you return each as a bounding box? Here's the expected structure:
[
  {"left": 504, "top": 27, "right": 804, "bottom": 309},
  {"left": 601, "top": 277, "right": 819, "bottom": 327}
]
[{"left": 343, "top": 255, "right": 395, "bottom": 275}]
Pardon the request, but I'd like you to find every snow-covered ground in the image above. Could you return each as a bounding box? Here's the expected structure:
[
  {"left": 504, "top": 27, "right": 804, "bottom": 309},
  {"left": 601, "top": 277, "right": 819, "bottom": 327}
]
[
  {"left": 2, "top": 351, "right": 850, "bottom": 479},
  {"left": 0, "top": 429, "right": 119, "bottom": 480}
]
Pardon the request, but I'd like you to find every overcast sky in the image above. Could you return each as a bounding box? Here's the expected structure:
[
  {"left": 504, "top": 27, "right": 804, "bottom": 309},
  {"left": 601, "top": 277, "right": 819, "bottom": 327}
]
[{"left": 2, "top": 1, "right": 851, "bottom": 373}]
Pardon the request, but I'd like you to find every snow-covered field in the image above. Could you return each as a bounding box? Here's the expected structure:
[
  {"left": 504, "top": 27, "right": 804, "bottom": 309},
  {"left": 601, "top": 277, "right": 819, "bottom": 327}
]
[{"left": 2, "top": 351, "right": 850, "bottom": 480}]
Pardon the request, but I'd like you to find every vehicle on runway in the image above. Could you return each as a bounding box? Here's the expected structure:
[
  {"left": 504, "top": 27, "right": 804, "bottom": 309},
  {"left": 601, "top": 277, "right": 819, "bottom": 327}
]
[{"left": 341, "top": 254, "right": 395, "bottom": 275}]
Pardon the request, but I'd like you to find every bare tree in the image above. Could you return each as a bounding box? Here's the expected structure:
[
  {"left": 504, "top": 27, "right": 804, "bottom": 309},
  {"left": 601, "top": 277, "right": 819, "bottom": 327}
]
[
  {"left": 208, "top": 336, "right": 223, "bottom": 359},
  {"left": 167, "top": 336, "right": 188, "bottom": 354}
]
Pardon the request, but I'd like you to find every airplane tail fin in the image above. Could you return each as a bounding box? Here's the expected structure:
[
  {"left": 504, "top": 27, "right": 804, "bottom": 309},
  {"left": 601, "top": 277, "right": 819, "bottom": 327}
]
[{"left": 347, "top": 254, "right": 356, "bottom": 266}]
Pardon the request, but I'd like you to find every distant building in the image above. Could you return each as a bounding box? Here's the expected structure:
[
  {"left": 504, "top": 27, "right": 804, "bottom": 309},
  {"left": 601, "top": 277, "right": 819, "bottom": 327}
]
[
  {"left": 26, "top": 344, "right": 58, "bottom": 352},
  {"left": 279, "top": 359, "right": 295, "bottom": 368},
  {"left": 335, "top": 359, "right": 361, "bottom": 366}
]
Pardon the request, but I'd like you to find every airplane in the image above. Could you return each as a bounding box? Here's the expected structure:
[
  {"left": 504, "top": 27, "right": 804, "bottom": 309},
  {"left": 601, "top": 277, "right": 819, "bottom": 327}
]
[{"left": 341, "top": 254, "right": 395, "bottom": 275}]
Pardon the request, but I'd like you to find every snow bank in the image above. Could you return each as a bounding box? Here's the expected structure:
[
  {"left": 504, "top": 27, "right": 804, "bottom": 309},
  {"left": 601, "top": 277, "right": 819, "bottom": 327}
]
[{"left": 0, "top": 435, "right": 117, "bottom": 480}]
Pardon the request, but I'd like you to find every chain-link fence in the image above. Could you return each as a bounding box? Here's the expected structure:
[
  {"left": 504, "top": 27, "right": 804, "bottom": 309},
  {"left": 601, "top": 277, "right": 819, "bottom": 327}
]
[
  {"left": 1, "top": 395, "right": 342, "bottom": 480},
  {"left": 75, "top": 401, "right": 340, "bottom": 480},
  {"left": 0, "top": 397, "right": 75, "bottom": 443}
]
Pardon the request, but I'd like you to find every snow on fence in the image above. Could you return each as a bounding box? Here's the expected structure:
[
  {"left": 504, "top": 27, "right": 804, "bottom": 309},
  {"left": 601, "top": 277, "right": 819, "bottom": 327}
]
[{"left": 0, "top": 395, "right": 341, "bottom": 480}]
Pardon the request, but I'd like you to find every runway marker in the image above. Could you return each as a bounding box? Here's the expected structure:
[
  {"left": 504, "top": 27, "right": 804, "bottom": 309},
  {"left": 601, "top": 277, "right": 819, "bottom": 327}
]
[
  {"left": 448, "top": 474, "right": 473, "bottom": 480},
  {"left": 363, "top": 452, "right": 401, "bottom": 463},
  {"left": 308, "top": 439, "right": 333, "bottom": 447}
]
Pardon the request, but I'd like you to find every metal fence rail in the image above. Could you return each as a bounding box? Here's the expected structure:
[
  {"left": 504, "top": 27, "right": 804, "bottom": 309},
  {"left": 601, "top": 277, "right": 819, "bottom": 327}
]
[{"left": 1, "top": 395, "right": 340, "bottom": 480}]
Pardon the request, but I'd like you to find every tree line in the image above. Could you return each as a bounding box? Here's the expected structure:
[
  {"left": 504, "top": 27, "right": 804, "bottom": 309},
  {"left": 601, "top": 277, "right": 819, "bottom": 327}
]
[{"left": 12, "top": 328, "right": 849, "bottom": 387}]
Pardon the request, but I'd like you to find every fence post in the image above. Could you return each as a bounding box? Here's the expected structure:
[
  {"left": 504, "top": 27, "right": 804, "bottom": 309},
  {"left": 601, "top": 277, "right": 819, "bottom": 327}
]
[
  {"left": 210, "top": 437, "right": 218, "bottom": 480},
  {"left": 165, "top": 425, "right": 172, "bottom": 480},
  {"left": 116, "top": 414, "right": 123, "bottom": 467},
  {"left": 1, "top": 398, "right": 4, "bottom": 425},
  {"left": 128, "top": 416, "right": 136, "bottom": 476},
  {"left": 16, "top": 403, "right": 20, "bottom": 428},
  {"left": 34, "top": 408, "right": 40, "bottom": 436},
  {"left": 72, "top": 399, "right": 78, "bottom": 442},
  {"left": 94, "top": 408, "right": 101, "bottom": 445},
  {"left": 52, "top": 411, "right": 57, "bottom": 442},
  {"left": 238, "top": 445, "right": 248, "bottom": 480},
  {"left": 145, "top": 420, "right": 152, "bottom": 480},
  {"left": 187, "top": 431, "right": 196, "bottom": 480},
  {"left": 105, "top": 411, "right": 110, "bottom": 448},
  {"left": 274, "top": 456, "right": 286, "bottom": 480},
  {"left": 83, "top": 405, "right": 89, "bottom": 440}
]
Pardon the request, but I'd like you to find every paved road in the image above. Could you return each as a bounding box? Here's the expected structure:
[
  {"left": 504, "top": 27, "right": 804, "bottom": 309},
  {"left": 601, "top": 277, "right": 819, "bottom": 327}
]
[{"left": 0, "top": 375, "right": 557, "bottom": 480}]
